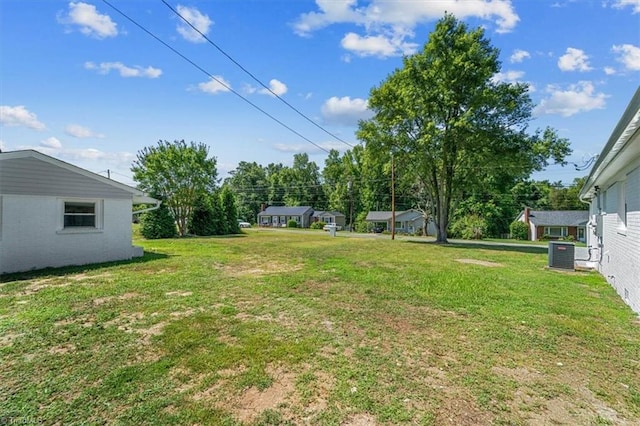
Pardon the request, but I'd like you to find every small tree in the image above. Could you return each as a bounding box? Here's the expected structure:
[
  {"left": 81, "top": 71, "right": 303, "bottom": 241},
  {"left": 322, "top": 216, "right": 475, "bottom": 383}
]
[
  {"left": 189, "top": 196, "right": 216, "bottom": 236},
  {"left": 220, "top": 186, "right": 240, "bottom": 234},
  {"left": 132, "top": 140, "right": 218, "bottom": 236},
  {"left": 140, "top": 203, "right": 177, "bottom": 239},
  {"left": 510, "top": 220, "right": 529, "bottom": 240}
]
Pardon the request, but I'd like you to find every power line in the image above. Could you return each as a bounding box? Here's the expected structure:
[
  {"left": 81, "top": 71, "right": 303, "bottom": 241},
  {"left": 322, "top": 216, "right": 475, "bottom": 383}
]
[
  {"left": 161, "top": 0, "right": 354, "bottom": 150},
  {"left": 101, "top": 0, "right": 330, "bottom": 154}
]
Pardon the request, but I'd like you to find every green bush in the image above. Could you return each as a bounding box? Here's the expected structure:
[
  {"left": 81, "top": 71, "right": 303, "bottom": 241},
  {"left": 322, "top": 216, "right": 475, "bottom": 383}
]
[
  {"left": 287, "top": 220, "right": 298, "bottom": 228},
  {"left": 562, "top": 234, "right": 575, "bottom": 242},
  {"left": 354, "top": 211, "right": 369, "bottom": 233},
  {"left": 310, "top": 221, "right": 326, "bottom": 230},
  {"left": 189, "top": 196, "right": 219, "bottom": 236},
  {"left": 450, "top": 214, "right": 486, "bottom": 240},
  {"left": 140, "top": 204, "right": 177, "bottom": 239},
  {"left": 509, "top": 220, "right": 529, "bottom": 240}
]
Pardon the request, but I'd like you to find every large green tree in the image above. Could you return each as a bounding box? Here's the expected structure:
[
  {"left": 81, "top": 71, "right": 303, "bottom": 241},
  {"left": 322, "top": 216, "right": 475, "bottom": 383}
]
[
  {"left": 132, "top": 140, "right": 218, "bottom": 236},
  {"left": 225, "top": 161, "right": 268, "bottom": 223},
  {"left": 358, "top": 15, "right": 570, "bottom": 242}
]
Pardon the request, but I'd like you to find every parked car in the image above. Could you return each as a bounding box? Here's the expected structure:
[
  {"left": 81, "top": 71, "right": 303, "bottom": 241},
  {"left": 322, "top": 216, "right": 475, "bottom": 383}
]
[
  {"left": 372, "top": 226, "right": 384, "bottom": 233},
  {"left": 323, "top": 224, "right": 342, "bottom": 231},
  {"left": 238, "top": 220, "right": 251, "bottom": 228}
]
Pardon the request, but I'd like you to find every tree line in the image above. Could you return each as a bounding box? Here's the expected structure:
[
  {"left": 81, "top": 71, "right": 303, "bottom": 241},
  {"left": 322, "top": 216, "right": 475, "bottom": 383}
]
[{"left": 132, "top": 15, "right": 585, "bottom": 242}]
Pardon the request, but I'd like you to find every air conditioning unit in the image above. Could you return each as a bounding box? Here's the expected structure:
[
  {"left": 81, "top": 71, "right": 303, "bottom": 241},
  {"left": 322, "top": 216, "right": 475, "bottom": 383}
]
[{"left": 548, "top": 241, "right": 575, "bottom": 270}]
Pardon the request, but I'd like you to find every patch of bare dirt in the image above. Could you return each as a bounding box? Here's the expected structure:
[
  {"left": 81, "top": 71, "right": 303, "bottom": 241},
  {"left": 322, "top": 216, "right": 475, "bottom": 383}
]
[
  {"left": 0, "top": 332, "right": 24, "bottom": 348},
  {"left": 18, "top": 273, "right": 112, "bottom": 296},
  {"left": 48, "top": 343, "right": 76, "bottom": 355},
  {"left": 54, "top": 315, "right": 95, "bottom": 328},
  {"left": 104, "top": 312, "right": 165, "bottom": 344},
  {"left": 455, "top": 258, "right": 503, "bottom": 267},
  {"left": 342, "top": 413, "right": 378, "bottom": 425},
  {"left": 165, "top": 291, "right": 193, "bottom": 297},
  {"left": 221, "top": 256, "right": 303, "bottom": 278},
  {"left": 491, "top": 366, "right": 542, "bottom": 383},
  {"left": 435, "top": 389, "right": 493, "bottom": 425},
  {"left": 233, "top": 366, "right": 297, "bottom": 423},
  {"left": 521, "top": 383, "right": 632, "bottom": 425},
  {"left": 235, "top": 311, "right": 295, "bottom": 328},
  {"left": 192, "top": 364, "right": 336, "bottom": 424},
  {"left": 93, "top": 292, "right": 140, "bottom": 306},
  {"left": 69, "top": 272, "right": 112, "bottom": 281}
]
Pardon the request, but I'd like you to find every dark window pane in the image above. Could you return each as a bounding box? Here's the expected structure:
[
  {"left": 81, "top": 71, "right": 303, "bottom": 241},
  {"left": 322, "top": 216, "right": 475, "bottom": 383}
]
[
  {"left": 64, "top": 214, "right": 96, "bottom": 227},
  {"left": 65, "top": 202, "right": 95, "bottom": 214}
]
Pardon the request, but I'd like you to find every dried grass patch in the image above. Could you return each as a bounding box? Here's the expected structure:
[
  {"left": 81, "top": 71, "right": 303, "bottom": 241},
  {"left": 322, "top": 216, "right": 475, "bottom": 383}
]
[
  {"left": 221, "top": 256, "right": 303, "bottom": 278},
  {"left": 455, "top": 258, "right": 503, "bottom": 267}
]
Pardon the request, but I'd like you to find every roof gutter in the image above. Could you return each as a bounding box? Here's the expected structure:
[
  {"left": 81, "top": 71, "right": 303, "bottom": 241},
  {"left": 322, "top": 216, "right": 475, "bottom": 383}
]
[
  {"left": 579, "top": 87, "right": 640, "bottom": 202},
  {"left": 132, "top": 196, "right": 161, "bottom": 215}
]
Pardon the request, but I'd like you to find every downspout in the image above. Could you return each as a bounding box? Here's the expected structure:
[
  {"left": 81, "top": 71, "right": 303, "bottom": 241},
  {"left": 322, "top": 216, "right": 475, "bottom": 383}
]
[
  {"left": 577, "top": 186, "right": 600, "bottom": 263},
  {"left": 132, "top": 199, "right": 162, "bottom": 216}
]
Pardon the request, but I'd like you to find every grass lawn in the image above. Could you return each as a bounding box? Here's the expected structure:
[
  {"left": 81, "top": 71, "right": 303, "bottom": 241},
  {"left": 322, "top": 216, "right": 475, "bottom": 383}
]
[{"left": 1, "top": 229, "right": 639, "bottom": 425}]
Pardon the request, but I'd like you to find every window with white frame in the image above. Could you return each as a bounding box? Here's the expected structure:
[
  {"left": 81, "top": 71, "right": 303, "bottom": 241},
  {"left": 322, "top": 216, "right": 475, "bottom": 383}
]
[
  {"left": 59, "top": 199, "right": 103, "bottom": 232},
  {"left": 64, "top": 201, "right": 97, "bottom": 227},
  {"left": 543, "top": 226, "right": 567, "bottom": 238}
]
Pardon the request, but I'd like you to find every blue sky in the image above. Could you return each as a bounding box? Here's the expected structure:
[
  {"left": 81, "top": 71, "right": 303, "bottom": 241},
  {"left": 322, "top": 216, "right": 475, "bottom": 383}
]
[{"left": 1, "top": 0, "right": 639, "bottom": 186}]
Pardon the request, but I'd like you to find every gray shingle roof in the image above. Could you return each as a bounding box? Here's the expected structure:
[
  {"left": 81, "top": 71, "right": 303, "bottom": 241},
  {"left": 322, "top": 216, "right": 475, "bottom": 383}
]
[
  {"left": 527, "top": 210, "right": 589, "bottom": 226},
  {"left": 258, "top": 206, "right": 313, "bottom": 216},
  {"left": 313, "top": 210, "right": 345, "bottom": 218}
]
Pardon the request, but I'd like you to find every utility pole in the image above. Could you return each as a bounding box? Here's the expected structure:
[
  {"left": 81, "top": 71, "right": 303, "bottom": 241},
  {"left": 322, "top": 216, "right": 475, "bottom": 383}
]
[
  {"left": 348, "top": 179, "right": 353, "bottom": 232},
  {"left": 391, "top": 153, "right": 395, "bottom": 240}
]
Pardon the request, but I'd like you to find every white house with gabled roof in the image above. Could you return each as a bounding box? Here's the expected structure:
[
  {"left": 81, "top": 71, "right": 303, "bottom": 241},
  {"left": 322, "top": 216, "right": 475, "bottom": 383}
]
[
  {"left": 0, "top": 150, "right": 158, "bottom": 274},
  {"left": 579, "top": 87, "right": 640, "bottom": 314}
]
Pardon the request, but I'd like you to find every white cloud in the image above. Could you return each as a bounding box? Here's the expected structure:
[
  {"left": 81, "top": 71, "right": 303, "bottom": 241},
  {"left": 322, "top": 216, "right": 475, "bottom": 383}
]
[
  {"left": 558, "top": 48, "right": 592, "bottom": 72},
  {"left": 534, "top": 82, "right": 608, "bottom": 117},
  {"left": 294, "top": 0, "right": 519, "bottom": 35},
  {"left": 84, "top": 62, "right": 162, "bottom": 78},
  {"left": 604, "top": 66, "right": 616, "bottom": 75},
  {"left": 321, "top": 96, "right": 373, "bottom": 126},
  {"left": 198, "top": 76, "right": 231, "bottom": 94},
  {"left": 40, "top": 137, "right": 63, "bottom": 149},
  {"left": 294, "top": 1, "right": 518, "bottom": 59},
  {"left": 31, "top": 145, "right": 135, "bottom": 166},
  {"left": 259, "top": 79, "right": 289, "bottom": 96},
  {"left": 612, "top": 0, "right": 640, "bottom": 13},
  {"left": 0, "top": 105, "right": 46, "bottom": 130},
  {"left": 65, "top": 124, "right": 104, "bottom": 138},
  {"left": 176, "top": 5, "right": 213, "bottom": 43},
  {"left": 612, "top": 44, "right": 640, "bottom": 71},
  {"left": 0, "top": 140, "right": 5, "bottom": 151},
  {"left": 492, "top": 70, "right": 525, "bottom": 84},
  {"left": 341, "top": 32, "right": 417, "bottom": 57},
  {"left": 510, "top": 49, "right": 531, "bottom": 63},
  {"left": 58, "top": 2, "right": 118, "bottom": 39}
]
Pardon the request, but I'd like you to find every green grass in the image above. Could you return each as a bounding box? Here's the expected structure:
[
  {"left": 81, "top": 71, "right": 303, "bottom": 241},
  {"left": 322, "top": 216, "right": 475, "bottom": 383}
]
[{"left": 1, "top": 229, "right": 638, "bottom": 425}]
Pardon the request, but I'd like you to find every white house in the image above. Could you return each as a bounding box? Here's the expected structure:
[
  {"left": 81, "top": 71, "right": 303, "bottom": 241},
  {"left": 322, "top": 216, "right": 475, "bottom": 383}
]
[
  {"left": 0, "top": 150, "right": 158, "bottom": 274},
  {"left": 579, "top": 87, "right": 640, "bottom": 314}
]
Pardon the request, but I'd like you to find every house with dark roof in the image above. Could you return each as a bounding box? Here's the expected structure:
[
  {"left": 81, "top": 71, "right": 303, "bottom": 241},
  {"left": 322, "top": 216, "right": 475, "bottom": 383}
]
[
  {"left": 515, "top": 208, "right": 589, "bottom": 242},
  {"left": 579, "top": 87, "right": 640, "bottom": 314},
  {"left": 0, "top": 150, "right": 158, "bottom": 274},
  {"left": 312, "top": 210, "right": 346, "bottom": 228},
  {"left": 257, "top": 206, "right": 314, "bottom": 228}
]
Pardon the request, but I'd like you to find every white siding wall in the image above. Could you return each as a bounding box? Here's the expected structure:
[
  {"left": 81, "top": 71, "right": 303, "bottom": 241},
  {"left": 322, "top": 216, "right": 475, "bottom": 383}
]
[
  {"left": 598, "top": 164, "right": 640, "bottom": 313},
  {"left": 0, "top": 195, "right": 134, "bottom": 274}
]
